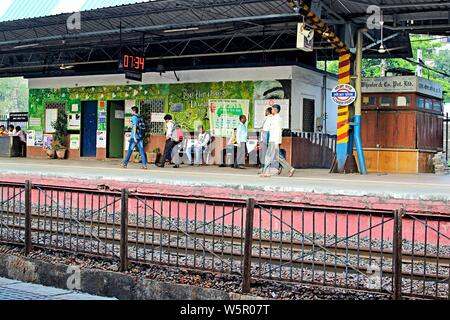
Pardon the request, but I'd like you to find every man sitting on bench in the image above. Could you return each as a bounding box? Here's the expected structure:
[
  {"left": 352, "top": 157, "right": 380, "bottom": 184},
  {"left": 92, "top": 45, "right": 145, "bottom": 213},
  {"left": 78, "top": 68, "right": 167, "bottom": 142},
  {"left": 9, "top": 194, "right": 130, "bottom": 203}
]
[{"left": 186, "top": 125, "right": 210, "bottom": 166}]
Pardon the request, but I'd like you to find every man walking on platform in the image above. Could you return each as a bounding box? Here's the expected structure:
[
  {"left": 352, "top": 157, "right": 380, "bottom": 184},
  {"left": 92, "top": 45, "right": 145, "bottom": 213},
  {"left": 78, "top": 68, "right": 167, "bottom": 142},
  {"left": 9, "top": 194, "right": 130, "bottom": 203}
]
[
  {"left": 155, "top": 114, "right": 181, "bottom": 168},
  {"left": 260, "top": 104, "right": 295, "bottom": 177},
  {"left": 121, "top": 106, "right": 147, "bottom": 169}
]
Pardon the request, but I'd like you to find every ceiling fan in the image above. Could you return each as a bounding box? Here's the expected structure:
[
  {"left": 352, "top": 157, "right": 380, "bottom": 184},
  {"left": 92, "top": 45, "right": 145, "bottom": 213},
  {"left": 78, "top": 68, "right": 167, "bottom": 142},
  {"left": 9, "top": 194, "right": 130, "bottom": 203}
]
[
  {"left": 367, "top": 14, "right": 406, "bottom": 54},
  {"left": 59, "top": 64, "right": 74, "bottom": 70}
]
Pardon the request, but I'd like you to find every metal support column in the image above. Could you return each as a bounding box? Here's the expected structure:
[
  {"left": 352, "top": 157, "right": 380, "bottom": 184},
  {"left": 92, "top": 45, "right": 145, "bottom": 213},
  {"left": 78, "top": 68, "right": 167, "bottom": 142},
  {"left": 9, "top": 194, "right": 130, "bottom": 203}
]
[{"left": 354, "top": 29, "right": 367, "bottom": 174}]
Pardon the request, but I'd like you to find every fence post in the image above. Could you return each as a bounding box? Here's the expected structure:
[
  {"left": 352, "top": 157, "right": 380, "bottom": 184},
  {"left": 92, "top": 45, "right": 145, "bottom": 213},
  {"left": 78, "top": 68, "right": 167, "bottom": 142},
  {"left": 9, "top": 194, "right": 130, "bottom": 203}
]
[
  {"left": 242, "top": 198, "right": 255, "bottom": 294},
  {"left": 120, "top": 189, "right": 129, "bottom": 272},
  {"left": 392, "top": 208, "right": 403, "bottom": 300},
  {"left": 24, "top": 180, "right": 32, "bottom": 255}
]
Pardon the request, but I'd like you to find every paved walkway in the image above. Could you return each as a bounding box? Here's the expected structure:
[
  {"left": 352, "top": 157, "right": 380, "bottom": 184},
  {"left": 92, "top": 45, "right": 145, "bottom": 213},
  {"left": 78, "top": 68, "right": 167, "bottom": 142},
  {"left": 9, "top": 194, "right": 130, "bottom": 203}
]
[
  {"left": 0, "top": 277, "right": 116, "bottom": 300},
  {"left": 0, "top": 158, "right": 449, "bottom": 201}
]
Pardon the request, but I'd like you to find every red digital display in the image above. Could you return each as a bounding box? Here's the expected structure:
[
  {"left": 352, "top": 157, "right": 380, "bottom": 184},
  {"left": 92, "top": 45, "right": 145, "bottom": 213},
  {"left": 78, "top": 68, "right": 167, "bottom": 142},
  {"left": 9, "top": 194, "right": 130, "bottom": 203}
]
[{"left": 122, "top": 54, "right": 145, "bottom": 72}]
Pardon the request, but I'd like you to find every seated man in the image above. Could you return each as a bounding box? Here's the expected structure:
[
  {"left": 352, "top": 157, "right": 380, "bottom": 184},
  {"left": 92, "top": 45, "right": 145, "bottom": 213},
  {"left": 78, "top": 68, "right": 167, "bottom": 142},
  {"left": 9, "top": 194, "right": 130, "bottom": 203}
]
[{"left": 186, "top": 125, "right": 210, "bottom": 166}]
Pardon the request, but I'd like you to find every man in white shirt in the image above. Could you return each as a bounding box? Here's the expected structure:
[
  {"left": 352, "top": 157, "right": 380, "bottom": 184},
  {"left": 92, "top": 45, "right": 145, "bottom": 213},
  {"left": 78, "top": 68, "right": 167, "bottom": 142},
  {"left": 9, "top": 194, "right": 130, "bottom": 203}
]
[
  {"left": 235, "top": 115, "right": 248, "bottom": 169},
  {"left": 156, "top": 114, "right": 181, "bottom": 168},
  {"left": 186, "top": 125, "right": 210, "bottom": 165},
  {"left": 260, "top": 104, "right": 295, "bottom": 177},
  {"left": 259, "top": 107, "right": 273, "bottom": 168}
]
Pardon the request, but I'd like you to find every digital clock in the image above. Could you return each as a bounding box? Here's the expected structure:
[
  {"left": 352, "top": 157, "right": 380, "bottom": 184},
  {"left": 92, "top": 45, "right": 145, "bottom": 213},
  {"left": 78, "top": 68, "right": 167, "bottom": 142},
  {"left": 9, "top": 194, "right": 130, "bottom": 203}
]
[{"left": 122, "top": 53, "right": 145, "bottom": 72}]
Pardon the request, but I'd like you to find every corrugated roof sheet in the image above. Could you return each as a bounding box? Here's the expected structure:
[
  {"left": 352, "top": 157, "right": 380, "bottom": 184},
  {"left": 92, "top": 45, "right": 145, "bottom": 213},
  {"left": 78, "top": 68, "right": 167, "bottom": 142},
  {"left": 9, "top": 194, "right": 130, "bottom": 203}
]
[{"left": 0, "top": 0, "right": 151, "bottom": 22}]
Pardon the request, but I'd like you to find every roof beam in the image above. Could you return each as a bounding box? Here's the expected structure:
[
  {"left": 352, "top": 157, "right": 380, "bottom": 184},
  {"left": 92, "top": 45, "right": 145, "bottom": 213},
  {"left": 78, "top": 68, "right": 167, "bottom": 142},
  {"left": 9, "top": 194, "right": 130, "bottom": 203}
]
[{"left": 0, "top": 13, "right": 299, "bottom": 47}]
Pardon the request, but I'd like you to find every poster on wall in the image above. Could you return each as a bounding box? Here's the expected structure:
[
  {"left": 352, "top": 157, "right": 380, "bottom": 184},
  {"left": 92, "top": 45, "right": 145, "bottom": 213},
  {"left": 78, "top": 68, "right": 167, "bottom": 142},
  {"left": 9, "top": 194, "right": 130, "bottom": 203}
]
[
  {"left": 34, "top": 131, "right": 43, "bottom": 146},
  {"left": 26, "top": 130, "right": 35, "bottom": 147},
  {"left": 29, "top": 118, "right": 41, "bottom": 128},
  {"left": 70, "top": 135, "right": 80, "bottom": 150},
  {"left": 115, "top": 110, "right": 125, "bottom": 119},
  {"left": 151, "top": 113, "right": 166, "bottom": 123},
  {"left": 43, "top": 134, "right": 53, "bottom": 149},
  {"left": 171, "top": 103, "right": 183, "bottom": 113},
  {"left": 208, "top": 99, "right": 250, "bottom": 137},
  {"left": 68, "top": 113, "right": 81, "bottom": 130},
  {"left": 96, "top": 130, "right": 107, "bottom": 148},
  {"left": 254, "top": 99, "right": 290, "bottom": 129},
  {"left": 98, "top": 110, "right": 107, "bottom": 131}
]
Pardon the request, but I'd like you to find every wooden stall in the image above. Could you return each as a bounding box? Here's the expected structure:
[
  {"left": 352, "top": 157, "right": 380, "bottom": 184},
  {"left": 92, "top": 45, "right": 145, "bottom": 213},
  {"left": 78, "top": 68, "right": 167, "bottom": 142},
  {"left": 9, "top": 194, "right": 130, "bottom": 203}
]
[{"left": 359, "top": 76, "right": 444, "bottom": 173}]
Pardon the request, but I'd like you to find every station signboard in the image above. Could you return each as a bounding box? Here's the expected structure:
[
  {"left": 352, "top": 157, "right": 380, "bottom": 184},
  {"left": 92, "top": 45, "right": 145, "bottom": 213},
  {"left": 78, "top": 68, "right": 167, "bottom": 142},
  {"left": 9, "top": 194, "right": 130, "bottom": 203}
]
[{"left": 331, "top": 84, "right": 357, "bottom": 106}]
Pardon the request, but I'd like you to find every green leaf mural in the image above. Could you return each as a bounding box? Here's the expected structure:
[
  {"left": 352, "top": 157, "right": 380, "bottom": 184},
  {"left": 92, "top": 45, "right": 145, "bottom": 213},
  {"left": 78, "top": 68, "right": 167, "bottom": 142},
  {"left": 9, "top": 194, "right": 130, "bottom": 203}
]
[{"left": 29, "top": 81, "right": 262, "bottom": 132}]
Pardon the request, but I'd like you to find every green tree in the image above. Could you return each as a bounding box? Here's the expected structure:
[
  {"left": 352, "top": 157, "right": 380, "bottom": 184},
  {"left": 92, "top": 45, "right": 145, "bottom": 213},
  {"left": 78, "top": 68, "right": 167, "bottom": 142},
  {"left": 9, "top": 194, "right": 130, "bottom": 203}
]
[{"left": 317, "top": 35, "right": 450, "bottom": 102}]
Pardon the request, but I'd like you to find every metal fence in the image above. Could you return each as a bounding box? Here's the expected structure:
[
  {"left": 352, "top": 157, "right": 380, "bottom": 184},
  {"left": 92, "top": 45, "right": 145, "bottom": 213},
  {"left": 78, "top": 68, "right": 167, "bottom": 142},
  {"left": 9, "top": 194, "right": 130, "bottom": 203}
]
[
  {"left": 0, "top": 180, "right": 449, "bottom": 300},
  {"left": 291, "top": 132, "right": 337, "bottom": 168}
]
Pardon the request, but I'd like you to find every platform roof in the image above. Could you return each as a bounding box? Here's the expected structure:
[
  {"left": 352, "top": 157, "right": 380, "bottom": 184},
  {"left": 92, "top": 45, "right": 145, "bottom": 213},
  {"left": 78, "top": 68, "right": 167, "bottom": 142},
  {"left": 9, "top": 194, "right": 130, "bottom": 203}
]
[
  {"left": 0, "top": 0, "right": 149, "bottom": 22},
  {"left": 0, "top": 0, "right": 448, "bottom": 79}
]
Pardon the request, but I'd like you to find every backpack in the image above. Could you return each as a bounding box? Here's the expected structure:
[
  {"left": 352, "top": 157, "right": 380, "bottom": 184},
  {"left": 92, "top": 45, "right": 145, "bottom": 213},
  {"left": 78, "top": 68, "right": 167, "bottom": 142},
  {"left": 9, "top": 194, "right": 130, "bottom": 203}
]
[{"left": 137, "top": 116, "right": 146, "bottom": 138}]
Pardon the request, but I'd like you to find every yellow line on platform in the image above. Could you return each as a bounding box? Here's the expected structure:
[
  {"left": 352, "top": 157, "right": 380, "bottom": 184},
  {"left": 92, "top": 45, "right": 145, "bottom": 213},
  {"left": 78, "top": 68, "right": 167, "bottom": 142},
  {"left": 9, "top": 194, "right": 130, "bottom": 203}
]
[{"left": 0, "top": 161, "right": 448, "bottom": 188}]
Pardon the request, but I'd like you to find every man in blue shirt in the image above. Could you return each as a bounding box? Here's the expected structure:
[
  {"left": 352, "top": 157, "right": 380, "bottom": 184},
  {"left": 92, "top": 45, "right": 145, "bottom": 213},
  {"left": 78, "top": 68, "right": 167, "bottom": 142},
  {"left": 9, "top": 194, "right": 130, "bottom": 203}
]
[{"left": 121, "top": 106, "right": 147, "bottom": 169}]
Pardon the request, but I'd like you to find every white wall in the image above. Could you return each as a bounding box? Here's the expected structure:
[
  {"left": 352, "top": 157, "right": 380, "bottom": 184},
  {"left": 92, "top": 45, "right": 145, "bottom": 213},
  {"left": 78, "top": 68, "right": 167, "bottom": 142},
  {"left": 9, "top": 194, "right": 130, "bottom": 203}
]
[
  {"left": 291, "top": 66, "right": 338, "bottom": 134},
  {"left": 28, "top": 66, "right": 295, "bottom": 89}
]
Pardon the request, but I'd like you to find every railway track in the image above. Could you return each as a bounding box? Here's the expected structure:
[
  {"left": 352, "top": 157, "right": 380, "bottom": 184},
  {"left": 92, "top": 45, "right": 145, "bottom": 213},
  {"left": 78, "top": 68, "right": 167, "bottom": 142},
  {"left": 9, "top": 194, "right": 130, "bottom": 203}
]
[{"left": 1, "top": 210, "right": 449, "bottom": 284}]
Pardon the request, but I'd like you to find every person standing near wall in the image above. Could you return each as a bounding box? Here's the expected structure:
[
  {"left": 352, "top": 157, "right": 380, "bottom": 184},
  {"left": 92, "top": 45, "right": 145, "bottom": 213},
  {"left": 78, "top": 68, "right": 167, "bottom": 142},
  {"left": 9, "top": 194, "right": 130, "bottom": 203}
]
[
  {"left": 14, "top": 126, "right": 26, "bottom": 157},
  {"left": 260, "top": 104, "right": 295, "bottom": 178},
  {"left": 121, "top": 106, "right": 147, "bottom": 169},
  {"left": 235, "top": 115, "right": 248, "bottom": 169}
]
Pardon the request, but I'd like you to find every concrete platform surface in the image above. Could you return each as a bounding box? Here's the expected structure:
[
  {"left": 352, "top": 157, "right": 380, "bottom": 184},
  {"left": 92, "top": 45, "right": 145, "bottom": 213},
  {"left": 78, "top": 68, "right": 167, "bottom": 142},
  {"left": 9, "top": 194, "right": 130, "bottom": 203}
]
[
  {"left": 0, "top": 158, "right": 449, "bottom": 201},
  {"left": 0, "top": 277, "right": 117, "bottom": 300}
]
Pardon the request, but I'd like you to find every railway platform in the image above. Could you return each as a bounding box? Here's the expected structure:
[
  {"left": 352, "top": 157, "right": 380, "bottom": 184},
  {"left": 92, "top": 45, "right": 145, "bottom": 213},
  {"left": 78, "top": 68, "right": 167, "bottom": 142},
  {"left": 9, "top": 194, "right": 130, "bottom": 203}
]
[
  {"left": 0, "top": 158, "right": 449, "bottom": 217},
  {"left": 0, "top": 158, "right": 448, "bottom": 201}
]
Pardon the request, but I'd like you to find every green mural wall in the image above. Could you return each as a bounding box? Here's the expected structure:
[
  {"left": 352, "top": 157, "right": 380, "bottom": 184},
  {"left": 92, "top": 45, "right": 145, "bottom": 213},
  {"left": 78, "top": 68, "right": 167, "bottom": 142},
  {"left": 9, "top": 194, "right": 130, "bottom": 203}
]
[{"left": 29, "top": 81, "right": 258, "bottom": 132}]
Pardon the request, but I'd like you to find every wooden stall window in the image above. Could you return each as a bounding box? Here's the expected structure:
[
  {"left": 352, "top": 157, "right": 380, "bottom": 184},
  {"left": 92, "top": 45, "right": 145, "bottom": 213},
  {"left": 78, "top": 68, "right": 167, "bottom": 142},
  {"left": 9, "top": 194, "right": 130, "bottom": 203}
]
[
  {"left": 380, "top": 96, "right": 393, "bottom": 107},
  {"left": 362, "top": 95, "right": 377, "bottom": 107},
  {"left": 416, "top": 97, "right": 424, "bottom": 109},
  {"left": 424, "top": 98, "right": 432, "bottom": 110},
  {"left": 396, "top": 95, "right": 411, "bottom": 107},
  {"left": 433, "top": 100, "right": 442, "bottom": 112}
]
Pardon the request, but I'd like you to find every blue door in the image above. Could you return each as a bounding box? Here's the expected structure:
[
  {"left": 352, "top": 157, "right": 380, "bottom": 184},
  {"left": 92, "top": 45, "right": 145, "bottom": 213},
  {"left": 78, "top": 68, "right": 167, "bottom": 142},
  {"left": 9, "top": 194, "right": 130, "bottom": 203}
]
[{"left": 81, "top": 101, "right": 98, "bottom": 157}]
